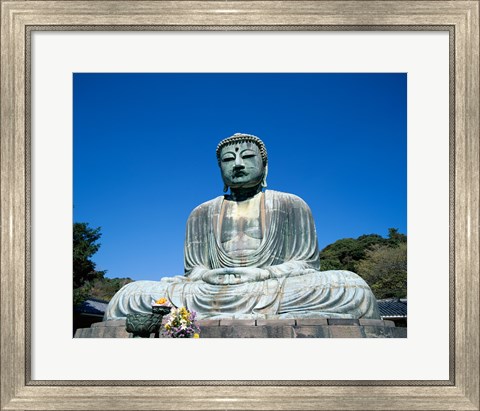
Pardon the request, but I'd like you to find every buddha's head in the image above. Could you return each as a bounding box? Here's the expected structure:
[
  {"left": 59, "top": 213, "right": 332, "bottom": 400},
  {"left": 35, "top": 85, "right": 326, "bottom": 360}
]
[{"left": 216, "top": 133, "right": 268, "bottom": 193}]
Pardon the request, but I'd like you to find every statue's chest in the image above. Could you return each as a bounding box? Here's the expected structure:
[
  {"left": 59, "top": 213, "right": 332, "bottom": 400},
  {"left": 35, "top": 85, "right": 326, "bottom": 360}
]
[{"left": 220, "top": 196, "right": 263, "bottom": 254}]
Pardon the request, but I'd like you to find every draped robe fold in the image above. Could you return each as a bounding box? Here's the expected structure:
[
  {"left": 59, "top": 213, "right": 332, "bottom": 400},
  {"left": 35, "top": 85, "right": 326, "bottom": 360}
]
[{"left": 105, "top": 190, "right": 380, "bottom": 320}]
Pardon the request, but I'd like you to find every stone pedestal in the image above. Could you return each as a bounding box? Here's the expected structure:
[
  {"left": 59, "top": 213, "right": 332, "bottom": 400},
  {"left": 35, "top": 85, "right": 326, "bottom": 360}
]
[
  {"left": 75, "top": 319, "right": 131, "bottom": 338},
  {"left": 74, "top": 318, "right": 406, "bottom": 338}
]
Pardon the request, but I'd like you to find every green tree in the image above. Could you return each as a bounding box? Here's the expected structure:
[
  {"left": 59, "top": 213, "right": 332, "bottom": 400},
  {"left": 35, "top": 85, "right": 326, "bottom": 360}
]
[
  {"left": 89, "top": 277, "right": 133, "bottom": 301},
  {"left": 355, "top": 242, "right": 407, "bottom": 299},
  {"left": 319, "top": 228, "right": 406, "bottom": 272},
  {"left": 73, "top": 222, "right": 106, "bottom": 305},
  {"left": 320, "top": 233, "right": 385, "bottom": 271},
  {"left": 386, "top": 227, "right": 407, "bottom": 246}
]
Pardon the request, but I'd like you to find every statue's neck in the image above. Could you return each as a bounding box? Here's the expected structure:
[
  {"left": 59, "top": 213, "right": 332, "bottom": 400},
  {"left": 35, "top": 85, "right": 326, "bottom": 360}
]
[{"left": 227, "top": 185, "right": 263, "bottom": 202}]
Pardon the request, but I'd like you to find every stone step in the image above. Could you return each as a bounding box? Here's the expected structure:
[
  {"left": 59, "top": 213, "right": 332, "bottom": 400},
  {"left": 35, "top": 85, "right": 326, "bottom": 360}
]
[{"left": 74, "top": 318, "right": 406, "bottom": 338}]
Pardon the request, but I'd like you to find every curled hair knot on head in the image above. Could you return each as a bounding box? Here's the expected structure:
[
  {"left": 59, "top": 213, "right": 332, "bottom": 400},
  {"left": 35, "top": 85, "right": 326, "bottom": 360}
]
[{"left": 216, "top": 133, "right": 268, "bottom": 166}]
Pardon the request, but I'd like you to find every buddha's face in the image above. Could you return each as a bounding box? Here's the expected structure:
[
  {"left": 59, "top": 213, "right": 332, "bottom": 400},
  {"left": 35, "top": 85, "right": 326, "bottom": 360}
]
[{"left": 219, "top": 141, "right": 265, "bottom": 190}]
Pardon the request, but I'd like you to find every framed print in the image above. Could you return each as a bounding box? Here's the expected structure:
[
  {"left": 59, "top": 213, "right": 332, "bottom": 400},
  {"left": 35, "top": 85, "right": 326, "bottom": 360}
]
[
  {"left": 1, "top": 1, "right": 478, "bottom": 410},
  {"left": 38, "top": 33, "right": 430, "bottom": 378}
]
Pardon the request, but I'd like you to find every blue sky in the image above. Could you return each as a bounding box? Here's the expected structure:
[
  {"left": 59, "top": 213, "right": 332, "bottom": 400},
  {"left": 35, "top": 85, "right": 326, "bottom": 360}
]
[{"left": 73, "top": 73, "right": 407, "bottom": 281}]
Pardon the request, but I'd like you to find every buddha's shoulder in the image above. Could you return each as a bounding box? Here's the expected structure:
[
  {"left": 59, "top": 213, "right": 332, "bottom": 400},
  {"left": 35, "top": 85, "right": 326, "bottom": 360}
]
[
  {"left": 265, "top": 189, "right": 310, "bottom": 208},
  {"left": 188, "top": 195, "right": 224, "bottom": 217}
]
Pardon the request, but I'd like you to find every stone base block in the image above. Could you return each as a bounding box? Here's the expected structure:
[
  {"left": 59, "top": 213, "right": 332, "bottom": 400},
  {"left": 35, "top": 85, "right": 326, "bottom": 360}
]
[
  {"left": 75, "top": 318, "right": 407, "bottom": 338},
  {"left": 75, "top": 321, "right": 131, "bottom": 338}
]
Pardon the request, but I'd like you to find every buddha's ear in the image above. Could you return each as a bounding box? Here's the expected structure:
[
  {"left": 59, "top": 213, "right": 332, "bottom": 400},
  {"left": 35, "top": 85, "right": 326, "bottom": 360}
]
[
  {"left": 261, "top": 164, "right": 268, "bottom": 188},
  {"left": 223, "top": 183, "right": 229, "bottom": 193}
]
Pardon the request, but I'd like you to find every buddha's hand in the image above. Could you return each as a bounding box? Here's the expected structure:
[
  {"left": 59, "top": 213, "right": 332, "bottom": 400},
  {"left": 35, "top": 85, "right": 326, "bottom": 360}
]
[{"left": 202, "top": 267, "right": 270, "bottom": 285}]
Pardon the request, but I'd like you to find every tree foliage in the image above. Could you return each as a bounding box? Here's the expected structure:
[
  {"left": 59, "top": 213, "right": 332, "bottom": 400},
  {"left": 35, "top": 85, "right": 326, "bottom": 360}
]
[
  {"left": 320, "top": 228, "right": 406, "bottom": 271},
  {"left": 319, "top": 228, "right": 407, "bottom": 299},
  {"left": 73, "top": 222, "right": 133, "bottom": 305},
  {"left": 89, "top": 277, "right": 133, "bottom": 301},
  {"left": 73, "top": 222, "right": 106, "bottom": 305},
  {"left": 355, "top": 243, "right": 407, "bottom": 299}
]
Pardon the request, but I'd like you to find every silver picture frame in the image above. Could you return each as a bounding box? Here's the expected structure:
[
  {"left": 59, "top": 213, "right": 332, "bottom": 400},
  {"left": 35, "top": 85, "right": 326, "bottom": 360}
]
[{"left": 1, "top": 1, "right": 478, "bottom": 410}]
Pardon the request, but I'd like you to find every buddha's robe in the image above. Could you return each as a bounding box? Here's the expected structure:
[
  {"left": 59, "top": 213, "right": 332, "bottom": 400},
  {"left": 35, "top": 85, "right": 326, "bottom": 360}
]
[{"left": 104, "top": 190, "right": 380, "bottom": 320}]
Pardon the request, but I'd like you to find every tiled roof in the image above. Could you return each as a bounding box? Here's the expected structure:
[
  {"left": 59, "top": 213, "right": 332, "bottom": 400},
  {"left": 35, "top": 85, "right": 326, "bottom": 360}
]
[
  {"left": 74, "top": 298, "right": 109, "bottom": 316},
  {"left": 377, "top": 298, "right": 407, "bottom": 318}
]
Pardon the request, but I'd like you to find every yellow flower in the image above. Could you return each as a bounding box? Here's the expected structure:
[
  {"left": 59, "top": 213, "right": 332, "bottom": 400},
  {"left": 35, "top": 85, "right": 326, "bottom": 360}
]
[
  {"left": 155, "top": 297, "right": 168, "bottom": 305},
  {"left": 179, "top": 307, "right": 190, "bottom": 320},
  {"left": 193, "top": 333, "right": 200, "bottom": 338}
]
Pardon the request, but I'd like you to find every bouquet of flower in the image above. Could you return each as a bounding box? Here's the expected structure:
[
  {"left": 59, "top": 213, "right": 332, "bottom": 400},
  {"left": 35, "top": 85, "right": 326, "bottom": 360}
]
[{"left": 163, "top": 306, "right": 200, "bottom": 338}]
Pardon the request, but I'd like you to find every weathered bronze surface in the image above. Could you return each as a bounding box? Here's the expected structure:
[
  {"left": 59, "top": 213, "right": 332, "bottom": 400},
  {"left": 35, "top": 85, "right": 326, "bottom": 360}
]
[
  {"left": 125, "top": 313, "right": 162, "bottom": 338},
  {"left": 106, "top": 134, "right": 380, "bottom": 320}
]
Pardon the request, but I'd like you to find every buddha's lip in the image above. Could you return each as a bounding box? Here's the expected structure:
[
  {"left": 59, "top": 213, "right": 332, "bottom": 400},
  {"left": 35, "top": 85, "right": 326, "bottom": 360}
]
[{"left": 233, "top": 171, "right": 247, "bottom": 177}]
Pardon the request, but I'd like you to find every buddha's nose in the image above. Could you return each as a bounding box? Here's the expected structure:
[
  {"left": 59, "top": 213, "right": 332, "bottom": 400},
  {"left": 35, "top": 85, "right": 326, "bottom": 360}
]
[{"left": 234, "top": 158, "right": 245, "bottom": 168}]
